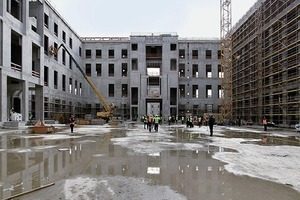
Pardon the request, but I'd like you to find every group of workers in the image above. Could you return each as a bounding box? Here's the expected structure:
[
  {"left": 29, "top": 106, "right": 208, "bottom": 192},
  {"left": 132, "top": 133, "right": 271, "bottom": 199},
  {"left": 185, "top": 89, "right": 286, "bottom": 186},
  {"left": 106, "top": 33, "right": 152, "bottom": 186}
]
[
  {"left": 141, "top": 114, "right": 216, "bottom": 136},
  {"left": 142, "top": 115, "right": 161, "bottom": 132}
]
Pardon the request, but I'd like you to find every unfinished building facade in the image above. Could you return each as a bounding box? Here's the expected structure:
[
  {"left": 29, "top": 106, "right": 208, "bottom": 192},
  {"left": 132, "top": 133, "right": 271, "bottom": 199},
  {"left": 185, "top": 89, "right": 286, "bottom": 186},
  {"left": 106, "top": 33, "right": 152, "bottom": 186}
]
[
  {"left": 0, "top": 0, "right": 222, "bottom": 124},
  {"left": 81, "top": 35, "right": 222, "bottom": 120},
  {"left": 231, "top": 0, "right": 300, "bottom": 126}
]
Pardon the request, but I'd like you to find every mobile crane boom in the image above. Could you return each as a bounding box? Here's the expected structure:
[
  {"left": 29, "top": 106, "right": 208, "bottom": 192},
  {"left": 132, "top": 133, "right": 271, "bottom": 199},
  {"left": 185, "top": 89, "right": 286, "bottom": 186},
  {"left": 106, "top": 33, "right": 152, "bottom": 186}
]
[{"left": 54, "top": 44, "right": 114, "bottom": 120}]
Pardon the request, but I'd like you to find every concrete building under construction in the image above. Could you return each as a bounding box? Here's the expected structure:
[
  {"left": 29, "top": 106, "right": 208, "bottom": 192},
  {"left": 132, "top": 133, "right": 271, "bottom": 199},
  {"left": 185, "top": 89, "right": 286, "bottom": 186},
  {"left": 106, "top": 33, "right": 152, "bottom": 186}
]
[
  {"left": 231, "top": 0, "right": 299, "bottom": 127},
  {"left": 1, "top": 0, "right": 299, "bottom": 127},
  {"left": 0, "top": 0, "right": 222, "bottom": 125}
]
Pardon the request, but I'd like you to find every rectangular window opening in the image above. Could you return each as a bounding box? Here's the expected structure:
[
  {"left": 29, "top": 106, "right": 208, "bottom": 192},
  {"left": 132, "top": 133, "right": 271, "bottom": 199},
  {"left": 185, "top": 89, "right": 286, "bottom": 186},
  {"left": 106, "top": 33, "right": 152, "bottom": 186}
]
[
  {"left": 96, "top": 49, "right": 102, "bottom": 58},
  {"left": 170, "top": 59, "right": 177, "bottom": 71},
  {"left": 122, "top": 63, "right": 128, "bottom": 77},
  {"left": 86, "top": 63, "right": 91, "bottom": 76},
  {"left": 96, "top": 64, "right": 102, "bottom": 76},
  {"left": 54, "top": 22, "right": 58, "bottom": 36},
  {"left": 179, "top": 64, "right": 185, "bottom": 77},
  {"left": 132, "top": 44, "right": 138, "bottom": 51},
  {"left": 170, "top": 44, "right": 177, "bottom": 51},
  {"left": 132, "top": 59, "right": 138, "bottom": 70},
  {"left": 54, "top": 71, "right": 58, "bottom": 89},
  {"left": 109, "top": 64, "right": 114, "bottom": 76},
  {"left": 179, "top": 49, "right": 185, "bottom": 58},
  {"left": 192, "top": 50, "right": 198, "bottom": 59},
  {"left": 85, "top": 49, "right": 91, "bottom": 58},
  {"left": 192, "top": 64, "right": 198, "bottom": 78},
  {"left": 206, "top": 85, "right": 212, "bottom": 98},
  {"left": 206, "top": 50, "right": 212, "bottom": 59},
  {"left": 109, "top": 49, "right": 114, "bottom": 58},
  {"left": 122, "top": 49, "right": 128, "bottom": 58},
  {"left": 206, "top": 65, "right": 212, "bottom": 78},
  {"left": 109, "top": 84, "right": 114, "bottom": 97}
]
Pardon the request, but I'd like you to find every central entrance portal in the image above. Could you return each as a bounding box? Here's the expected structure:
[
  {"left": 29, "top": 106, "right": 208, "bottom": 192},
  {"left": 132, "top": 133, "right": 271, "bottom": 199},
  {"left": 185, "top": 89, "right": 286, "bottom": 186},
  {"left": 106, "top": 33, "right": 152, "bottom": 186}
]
[{"left": 146, "top": 99, "right": 162, "bottom": 116}]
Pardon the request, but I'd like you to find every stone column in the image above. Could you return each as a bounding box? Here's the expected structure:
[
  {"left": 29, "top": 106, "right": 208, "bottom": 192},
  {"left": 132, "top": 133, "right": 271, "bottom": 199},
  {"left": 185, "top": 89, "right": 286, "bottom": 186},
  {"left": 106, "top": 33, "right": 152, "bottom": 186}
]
[
  {"left": 0, "top": 73, "right": 8, "bottom": 122},
  {"left": 22, "top": 80, "right": 29, "bottom": 122},
  {"left": 35, "top": 85, "right": 44, "bottom": 121}
]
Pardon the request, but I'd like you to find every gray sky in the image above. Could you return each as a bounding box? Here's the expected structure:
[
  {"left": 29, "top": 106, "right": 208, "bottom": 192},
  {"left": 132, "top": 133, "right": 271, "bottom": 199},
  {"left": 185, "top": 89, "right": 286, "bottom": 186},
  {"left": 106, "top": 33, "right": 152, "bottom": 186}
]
[{"left": 48, "top": 0, "right": 258, "bottom": 38}]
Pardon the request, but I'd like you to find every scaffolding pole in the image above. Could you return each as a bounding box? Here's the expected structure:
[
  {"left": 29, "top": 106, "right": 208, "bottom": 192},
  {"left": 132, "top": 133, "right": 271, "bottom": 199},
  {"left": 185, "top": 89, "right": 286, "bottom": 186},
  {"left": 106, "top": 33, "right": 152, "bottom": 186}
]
[
  {"left": 256, "top": 1, "right": 264, "bottom": 122},
  {"left": 220, "top": 0, "right": 233, "bottom": 123}
]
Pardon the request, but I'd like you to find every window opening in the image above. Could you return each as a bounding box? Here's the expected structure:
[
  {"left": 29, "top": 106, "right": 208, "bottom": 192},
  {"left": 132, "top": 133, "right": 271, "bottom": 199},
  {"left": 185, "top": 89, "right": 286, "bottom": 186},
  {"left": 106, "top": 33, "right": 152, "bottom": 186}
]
[
  {"left": 8, "top": 0, "right": 22, "bottom": 21},
  {"left": 206, "top": 65, "right": 212, "bottom": 78},
  {"left": 179, "top": 64, "right": 185, "bottom": 77},
  {"left": 122, "top": 84, "right": 128, "bottom": 97},
  {"left": 62, "top": 31, "right": 66, "bottom": 43},
  {"left": 206, "top": 85, "right": 212, "bottom": 98},
  {"left": 109, "top": 49, "right": 114, "bottom": 58},
  {"left": 62, "top": 74, "right": 66, "bottom": 91},
  {"left": 109, "top": 84, "right": 114, "bottom": 97},
  {"left": 75, "top": 80, "right": 78, "bottom": 95},
  {"left": 44, "top": 13, "right": 49, "bottom": 28},
  {"left": 192, "top": 64, "right": 198, "bottom": 77},
  {"left": 122, "top": 63, "right": 128, "bottom": 77},
  {"left": 69, "top": 78, "right": 72, "bottom": 93},
  {"left": 109, "top": 64, "right": 114, "bottom": 76},
  {"left": 218, "top": 65, "right": 224, "bottom": 78},
  {"left": 54, "top": 71, "right": 58, "bottom": 89},
  {"left": 192, "top": 50, "right": 198, "bottom": 59},
  {"left": 85, "top": 49, "right": 91, "bottom": 58},
  {"left": 44, "top": 66, "right": 49, "bottom": 86},
  {"left": 206, "top": 50, "right": 212, "bottom": 59},
  {"left": 62, "top": 49, "right": 66, "bottom": 65},
  {"left": 96, "top": 64, "right": 102, "bottom": 76},
  {"left": 132, "top": 44, "right": 138, "bottom": 51},
  {"left": 69, "top": 38, "right": 73, "bottom": 49},
  {"left": 122, "top": 49, "right": 128, "bottom": 58},
  {"left": 96, "top": 49, "right": 102, "bottom": 58},
  {"left": 170, "top": 59, "right": 177, "bottom": 71},
  {"left": 54, "top": 22, "right": 58, "bottom": 36},
  {"left": 132, "top": 59, "right": 138, "bottom": 70},
  {"left": 179, "top": 49, "right": 185, "bottom": 58},
  {"left": 86, "top": 64, "right": 91, "bottom": 76},
  {"left": 179, "top": 85, "right": 185, "bottom": 98},
  {"left": 170, "top": 44, "right": 177, "bottom": 51},
  {"left": 192, "top": 85, "right": 198, "bottom": 98}
]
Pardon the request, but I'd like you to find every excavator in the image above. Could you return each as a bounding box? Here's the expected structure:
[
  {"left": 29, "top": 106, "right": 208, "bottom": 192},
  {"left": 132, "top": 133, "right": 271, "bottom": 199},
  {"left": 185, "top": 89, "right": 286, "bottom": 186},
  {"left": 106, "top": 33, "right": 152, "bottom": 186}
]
[{"left": 51, "top": 44, "right": 115, "bottom": 121}]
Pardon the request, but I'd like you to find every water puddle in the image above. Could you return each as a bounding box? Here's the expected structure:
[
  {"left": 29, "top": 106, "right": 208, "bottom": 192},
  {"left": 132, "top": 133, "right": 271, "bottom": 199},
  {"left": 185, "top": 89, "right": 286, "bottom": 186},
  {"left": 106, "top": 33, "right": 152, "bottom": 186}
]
[
  {"left": 220, "top": 131, "right": 300, "bottom": 146},
  {"left": 0, "top": 126, "right": 299, "bottom": 200}
]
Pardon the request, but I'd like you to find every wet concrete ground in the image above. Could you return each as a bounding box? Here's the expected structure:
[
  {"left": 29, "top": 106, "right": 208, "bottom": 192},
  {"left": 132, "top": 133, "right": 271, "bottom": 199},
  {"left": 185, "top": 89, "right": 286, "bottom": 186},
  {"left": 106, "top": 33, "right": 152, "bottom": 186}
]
[{"left": 0, "top": 122, "right": 299, "bottom": 200}]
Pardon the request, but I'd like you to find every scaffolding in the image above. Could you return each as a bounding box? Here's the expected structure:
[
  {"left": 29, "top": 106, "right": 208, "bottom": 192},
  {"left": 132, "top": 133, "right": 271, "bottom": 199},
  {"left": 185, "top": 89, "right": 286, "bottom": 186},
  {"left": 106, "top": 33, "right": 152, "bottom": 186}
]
[
  {"left": 256, "top": 1, "right": 264, "bottom": 122},
  {"left": 220, "top": 0, "right": 233, "bottom": 123},
  {"left": 231, "top": 0, "right": 300, "bottom": 126}
]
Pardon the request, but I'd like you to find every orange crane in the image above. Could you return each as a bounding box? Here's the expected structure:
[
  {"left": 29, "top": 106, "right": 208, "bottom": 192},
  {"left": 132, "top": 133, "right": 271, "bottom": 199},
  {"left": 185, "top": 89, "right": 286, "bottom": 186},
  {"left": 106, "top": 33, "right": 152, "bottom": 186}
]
[{"left": 52, "top": 44, "right": 115, "bottom": 121}]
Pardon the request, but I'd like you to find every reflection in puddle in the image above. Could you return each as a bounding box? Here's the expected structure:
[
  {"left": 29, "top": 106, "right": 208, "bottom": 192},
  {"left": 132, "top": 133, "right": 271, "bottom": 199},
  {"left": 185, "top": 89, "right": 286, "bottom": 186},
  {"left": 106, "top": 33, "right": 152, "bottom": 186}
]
[
  {"left": 0, "top": 127, "right": 299, "bottom": 200},
  {"left": 221, "top": 131, "right": 300, "bottom": 146}
]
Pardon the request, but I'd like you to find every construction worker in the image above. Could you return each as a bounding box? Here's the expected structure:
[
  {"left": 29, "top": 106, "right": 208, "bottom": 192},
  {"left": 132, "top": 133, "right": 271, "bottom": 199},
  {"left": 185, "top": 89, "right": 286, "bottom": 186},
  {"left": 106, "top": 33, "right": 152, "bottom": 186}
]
[
  {"left": 143, "top": 115, "right": 147, "bottom": 129},
  {"left": 69, "top": 114, "right": 75, "bottom": 133},
  {"left": 198, "top": 116, "right": 202, "bottom": 127},
  {"left": 189, "top": 116, "right": 194, "bottom": 128},
  {"left": 263, "top": 117, "right": 268, "bottom": 131},
  {"left": 148, "top": 115, "right": 153, "bottom": 132},
  {"left": 154, "top": 115, "right": 160, "bottom": 132},
  {"left": 208, "top": 115, "right": 215, "bottom": 136}
]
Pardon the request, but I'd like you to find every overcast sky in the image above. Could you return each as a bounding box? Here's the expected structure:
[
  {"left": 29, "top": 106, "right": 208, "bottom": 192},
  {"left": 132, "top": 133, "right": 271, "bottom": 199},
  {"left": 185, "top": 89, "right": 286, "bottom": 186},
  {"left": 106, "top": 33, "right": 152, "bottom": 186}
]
[{"left": 47, "top": 0, "right": 258, "bottom": 38}]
